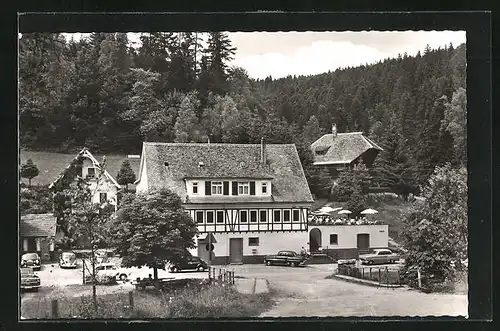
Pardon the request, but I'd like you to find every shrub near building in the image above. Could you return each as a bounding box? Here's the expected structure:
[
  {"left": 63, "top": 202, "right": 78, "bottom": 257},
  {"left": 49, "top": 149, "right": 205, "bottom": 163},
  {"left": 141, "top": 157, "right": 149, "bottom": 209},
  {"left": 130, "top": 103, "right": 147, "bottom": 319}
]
[{"left": 400, "top": 163, "right": 467, "bottom": 291}]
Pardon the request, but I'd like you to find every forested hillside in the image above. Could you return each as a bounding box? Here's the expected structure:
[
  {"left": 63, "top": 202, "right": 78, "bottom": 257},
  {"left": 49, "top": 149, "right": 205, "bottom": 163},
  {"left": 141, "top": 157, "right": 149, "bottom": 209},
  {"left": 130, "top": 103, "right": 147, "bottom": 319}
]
[{"left": 19, "top": 33, "right": 466, "bottom": 194}]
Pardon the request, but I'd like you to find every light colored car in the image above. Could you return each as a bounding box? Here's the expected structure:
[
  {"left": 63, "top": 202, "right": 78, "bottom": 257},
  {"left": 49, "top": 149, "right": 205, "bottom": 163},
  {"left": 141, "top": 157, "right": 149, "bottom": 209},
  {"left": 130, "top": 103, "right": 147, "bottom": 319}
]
[
  {"left": 59, "top": 252, "right": 77, "bottom": 269},
  {"left": 359, "top": 249, "right": 399, "bottom": 265},
  {"left": 92, "top": 263, "right": 132, "bottom": 281}
]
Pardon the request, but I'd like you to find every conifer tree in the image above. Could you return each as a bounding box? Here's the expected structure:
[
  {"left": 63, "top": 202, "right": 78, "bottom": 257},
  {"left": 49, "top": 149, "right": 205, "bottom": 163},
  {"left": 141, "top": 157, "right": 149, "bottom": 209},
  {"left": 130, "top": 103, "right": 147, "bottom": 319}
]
[
  {"left": 116, "top": 160, "right": 136, "bottom": 192},
  {"left": 21, "top": 159, "right": 39, "bottom": 186}
]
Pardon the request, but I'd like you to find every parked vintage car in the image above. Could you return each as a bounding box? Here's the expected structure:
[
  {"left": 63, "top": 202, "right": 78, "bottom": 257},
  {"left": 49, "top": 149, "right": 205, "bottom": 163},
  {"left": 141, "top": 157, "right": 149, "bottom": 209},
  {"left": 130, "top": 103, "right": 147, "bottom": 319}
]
[
  {"left": 59, "top": 251, "right": 78, "bottom": 269},
  {"left": 337, "top": 258, "right": 356, "bottom": 265},
  {"left": 84, "top": 262, "right": 132, "bottom": 283},
  {"left": 20, "top": 253, "right": 41, "bottom": 271},
  {"left": 168, "top": 256, "right": 208, "bottom": 273},
  {"left": 20, "top": 267, "right": 41, "bottom": 291},
  {"left": 359, "top": 249, "right": 399, "bottom": 265},
  {"left": 264, "top": 250, "right": 306, "bottom": 267}
]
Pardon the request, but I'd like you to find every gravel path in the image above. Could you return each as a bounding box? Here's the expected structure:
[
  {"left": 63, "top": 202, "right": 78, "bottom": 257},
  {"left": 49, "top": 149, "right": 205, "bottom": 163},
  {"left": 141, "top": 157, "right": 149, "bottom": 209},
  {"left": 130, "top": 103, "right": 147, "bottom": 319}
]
[{"left": 227, "top": 264, "right": 467, "bottom": 317}]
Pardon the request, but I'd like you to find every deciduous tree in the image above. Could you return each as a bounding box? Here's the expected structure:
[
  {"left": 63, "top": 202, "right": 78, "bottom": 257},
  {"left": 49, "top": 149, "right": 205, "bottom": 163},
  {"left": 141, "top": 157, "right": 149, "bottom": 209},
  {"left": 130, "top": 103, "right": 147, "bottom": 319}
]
[
  {"left": 401, "top": 163, "right": 467, "bottom": 287},
  {"left": 110, "top": 188, "right": 198, "bottom": 280}
]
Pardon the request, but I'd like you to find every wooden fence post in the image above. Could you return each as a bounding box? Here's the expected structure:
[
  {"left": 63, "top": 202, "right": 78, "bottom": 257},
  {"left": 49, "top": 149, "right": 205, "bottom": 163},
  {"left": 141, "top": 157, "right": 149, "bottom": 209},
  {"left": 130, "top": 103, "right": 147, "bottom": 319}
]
[
  {"left": 82, "top": 260, "right": 85, "bottom": 284},
  {"left": 51, "top": 299, "right": 59, "bottom": 318},
  {"left": 208, "top": 266, "right": 211, "bottom": 280},
  {"left": 386, "top": 267, "right": 389, "bottom": 288},
  {"left": 378, "top": 268, "right": 381, "bottom": 286},
  {"left": 129, "top": 291, "right": 134, "bottom": 309},
  {"left": 417, "top": 268, "right": 422, "bottom": 288},
  {"left": 369, "top": 268, "right": 372, "bottom": 281},
  {"left": 362, "top": 268, "right": 364, "bottom": 279}
]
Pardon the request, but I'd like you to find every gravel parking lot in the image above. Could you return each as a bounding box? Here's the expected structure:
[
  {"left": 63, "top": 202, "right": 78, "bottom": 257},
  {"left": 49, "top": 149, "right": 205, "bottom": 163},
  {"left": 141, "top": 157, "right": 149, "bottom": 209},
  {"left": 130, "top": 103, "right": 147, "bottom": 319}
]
[
  {"left": 21, "top": 258, "right": 208, "bottom": 301},
  {"left": 21, "top": 261, "right": 467, "bottom": 317}
]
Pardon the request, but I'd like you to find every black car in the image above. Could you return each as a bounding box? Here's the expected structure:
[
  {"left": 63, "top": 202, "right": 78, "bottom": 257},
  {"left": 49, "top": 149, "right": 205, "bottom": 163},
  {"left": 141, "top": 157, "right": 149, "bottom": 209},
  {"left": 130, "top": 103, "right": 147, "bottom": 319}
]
[
  {"left": 168, "top": 256, "right": 208, "bottom": 273},
  {"left": 20, "top": 253, "right": 41, "bottom": 271}
]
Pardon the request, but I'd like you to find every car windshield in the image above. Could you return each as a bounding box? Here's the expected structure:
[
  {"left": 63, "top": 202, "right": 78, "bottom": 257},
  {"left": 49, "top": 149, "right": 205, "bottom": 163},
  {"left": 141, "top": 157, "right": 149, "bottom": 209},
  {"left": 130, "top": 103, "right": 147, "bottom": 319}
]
[{"left": 22, "top": 253, "right": 38, "bottom": 260}]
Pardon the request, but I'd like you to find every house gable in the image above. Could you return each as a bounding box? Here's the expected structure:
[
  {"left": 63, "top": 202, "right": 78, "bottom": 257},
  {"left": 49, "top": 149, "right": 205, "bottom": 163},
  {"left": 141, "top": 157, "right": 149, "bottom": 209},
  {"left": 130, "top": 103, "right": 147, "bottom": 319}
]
[
  {"left": 311, "top": 132, "right": 383, "bottom": 166},
  {"left": 48, "top": 148, "right": 121, "bottom": 191}
]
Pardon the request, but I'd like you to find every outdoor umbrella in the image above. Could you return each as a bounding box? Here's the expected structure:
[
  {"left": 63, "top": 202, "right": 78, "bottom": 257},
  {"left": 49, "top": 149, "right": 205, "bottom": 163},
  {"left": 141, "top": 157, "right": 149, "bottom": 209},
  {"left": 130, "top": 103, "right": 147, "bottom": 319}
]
[
  {"left": 337, "top": 210, "right": 352, "bottom": 215},
  {"left": 360, "top": 208, "right": 378, "bottom": 215}
]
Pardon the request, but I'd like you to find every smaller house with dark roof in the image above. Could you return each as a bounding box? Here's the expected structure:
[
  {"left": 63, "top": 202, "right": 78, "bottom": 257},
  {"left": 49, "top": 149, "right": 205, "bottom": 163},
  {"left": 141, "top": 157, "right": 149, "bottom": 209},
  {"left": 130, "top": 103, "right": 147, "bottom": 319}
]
[
  {"left": 20, "top": 214, "right": 58, "bottom": 261},
  {"left": 135, "top": 140, "right": 314, "bottom": 265},
  {"left": 311, "top": 123, "right": 383, "bottom": 181}
]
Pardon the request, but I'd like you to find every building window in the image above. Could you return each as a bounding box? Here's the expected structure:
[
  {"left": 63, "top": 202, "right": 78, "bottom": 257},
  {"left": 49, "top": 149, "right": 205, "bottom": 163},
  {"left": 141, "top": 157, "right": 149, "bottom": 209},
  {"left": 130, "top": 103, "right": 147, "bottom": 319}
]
[
  {"left": 250, "top": 210, "right": 258, "bottom": 223},
  {"left": 211, "top": 181, "right": 223, "bottom": 195},
  {"left": 330, "top": 234, "right": 338, "bottom": 245},
  {"left": 283, "top": 210, "right": 291, "bottom": 222},
  {"left": 273, "top": 210, "right": 281, "bottom": 223},
  {"left": 196, "top": 211, "right": 204, "bottom": 224},
  {"left": 99, "top": 192, "right": 107, "bottom": 203},
  {"left": 260, "top": 210, "right": 267, "bottom": 223},
  {"left": 206, "top": 211, "right": 214, "bottom": 224},
  {"left": 87, "top": 167, "right": 96, "bottom": 178},
  {"left": 262, "top": 182, "right": 268, "bottom": 194},
  {"left": 192, "top": 182, "right": 198, "bottom": 194},
  {"left": 238, "top": 182, "right": 250, "bottom": 195},
  {"left": 240, "top": 210, "right": 248, "bottom": 223},
  {"left": 248, "top": 237, "right": 259, "bottom": 246},
  {"left": 292, "top": 209, "right": 300, "bottom": 223},
  {"left": 216, "top": 210, "right": 224, "bottom": 223}
]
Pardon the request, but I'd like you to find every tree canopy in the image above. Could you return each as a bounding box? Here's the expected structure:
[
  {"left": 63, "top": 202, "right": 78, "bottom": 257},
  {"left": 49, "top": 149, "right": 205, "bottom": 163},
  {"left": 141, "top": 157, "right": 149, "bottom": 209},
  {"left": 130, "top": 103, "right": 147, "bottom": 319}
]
[
  {"left": 19, "top": 33, "right": 466, "bottom": 191},
  {"left": 20, "top": 159, "right": 39, "bottom": 186},
  {"left": 110, "top": 188, "right": 198, "bottom": 280},
  {"left": 116, "top": 159, "right": 137, "bottom": 191},
  {"left": 401, "top": 163, "right": 467, "bottom": 285}
]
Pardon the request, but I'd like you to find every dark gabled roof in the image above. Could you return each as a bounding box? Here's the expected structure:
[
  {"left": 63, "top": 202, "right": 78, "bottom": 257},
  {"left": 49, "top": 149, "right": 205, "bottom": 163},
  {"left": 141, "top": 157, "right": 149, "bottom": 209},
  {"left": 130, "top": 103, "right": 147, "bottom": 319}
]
[
  {"left": 20, "top": 150, "right": 140, "bottom": 188},
  {"left": 311, "top": 132, "right": 383, "bottom": 165},
  {"left": 140, "top": 142, "right": 314, "bottom": 204},
  {"left": 20, "top": 214, "right": 57, "bottom": 237}
]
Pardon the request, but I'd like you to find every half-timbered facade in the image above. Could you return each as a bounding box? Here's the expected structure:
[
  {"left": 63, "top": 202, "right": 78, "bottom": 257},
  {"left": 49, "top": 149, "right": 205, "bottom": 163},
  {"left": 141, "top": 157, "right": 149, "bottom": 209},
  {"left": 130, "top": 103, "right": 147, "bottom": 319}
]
[{"left": 135, "top": 141, "right": 314, "bottom": 265}]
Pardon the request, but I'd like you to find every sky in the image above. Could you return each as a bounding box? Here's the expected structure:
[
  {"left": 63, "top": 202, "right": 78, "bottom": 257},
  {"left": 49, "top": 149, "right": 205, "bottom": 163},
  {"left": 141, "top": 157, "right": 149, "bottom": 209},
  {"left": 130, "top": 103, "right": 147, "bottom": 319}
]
[{"left": 57, "top": 31, "right": 466, "bottom": 80}]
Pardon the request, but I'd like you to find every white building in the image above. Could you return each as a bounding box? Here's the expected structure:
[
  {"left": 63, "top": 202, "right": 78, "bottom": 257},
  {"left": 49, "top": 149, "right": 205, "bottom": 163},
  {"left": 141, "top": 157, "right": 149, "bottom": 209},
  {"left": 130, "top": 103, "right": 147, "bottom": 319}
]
[
  {"left": 135, "top": 141, "right": 314, "bottom": 265},
  {"left": 49, "top": 148, "right": 121, "bottom": 211},
  {"left": 308, "top": 224, "right": 389, "bottom": 259}
]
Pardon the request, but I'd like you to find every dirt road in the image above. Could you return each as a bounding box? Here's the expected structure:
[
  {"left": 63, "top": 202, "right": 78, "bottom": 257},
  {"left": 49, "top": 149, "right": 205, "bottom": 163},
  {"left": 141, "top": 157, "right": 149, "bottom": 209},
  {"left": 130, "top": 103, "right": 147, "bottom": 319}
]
[{"left": 229, "top": 264, "right": 468, "bottom": 317}]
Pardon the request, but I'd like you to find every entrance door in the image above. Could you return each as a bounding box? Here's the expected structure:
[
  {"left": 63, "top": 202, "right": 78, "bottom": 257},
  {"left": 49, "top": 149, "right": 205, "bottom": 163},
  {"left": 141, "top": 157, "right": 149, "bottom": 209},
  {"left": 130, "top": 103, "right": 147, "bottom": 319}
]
[
  {"left": 198, "top": 240, "right": 211, "bottom": 263},
  {"left": 229, "top": 238, "right": 243, "bottom": 264},
  {"left": 357, "top": 234, "right": 370, "bottom": 254},
  {"left": 309, "top": 228, "right": 322, "bottom": 253},
  {"left": 27, "top": 238, "right": 37, "bottom": 252}
]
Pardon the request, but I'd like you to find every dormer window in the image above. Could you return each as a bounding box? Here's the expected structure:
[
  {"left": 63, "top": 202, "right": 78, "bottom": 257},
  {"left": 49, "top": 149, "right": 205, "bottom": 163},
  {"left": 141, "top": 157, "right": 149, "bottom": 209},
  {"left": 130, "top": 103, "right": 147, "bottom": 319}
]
[
  {"left": 192, "top": 182, "right": 198, "bottom": 194},
  {"left": 262, "top": 182, "right": 268, "bottom": 194},
  {"left": 87, "top": 167, "right": 96, "bottom": 178},
  {"left": 211, "top": 181, "right": 223, "bottom": 195},
  {"left": 238, "top": 182, "right": 250, "bottom": 195}
]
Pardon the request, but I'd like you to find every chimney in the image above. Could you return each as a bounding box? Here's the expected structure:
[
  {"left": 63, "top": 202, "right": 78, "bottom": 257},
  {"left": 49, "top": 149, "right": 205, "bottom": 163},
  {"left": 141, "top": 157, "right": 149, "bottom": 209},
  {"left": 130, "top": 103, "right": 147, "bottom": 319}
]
[
  {"left": 261, "top": 137, "right": 266, "bottom": 165},
  {"left": 332, "top": 123, "right": 337, "bottom": 140}
]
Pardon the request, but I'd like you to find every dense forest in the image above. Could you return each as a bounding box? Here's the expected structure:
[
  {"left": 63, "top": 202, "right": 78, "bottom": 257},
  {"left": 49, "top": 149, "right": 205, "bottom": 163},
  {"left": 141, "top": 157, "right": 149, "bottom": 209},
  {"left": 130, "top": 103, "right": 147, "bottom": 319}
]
[{"left": 19, "top": 32, "right": 467, "bottom": 195}]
